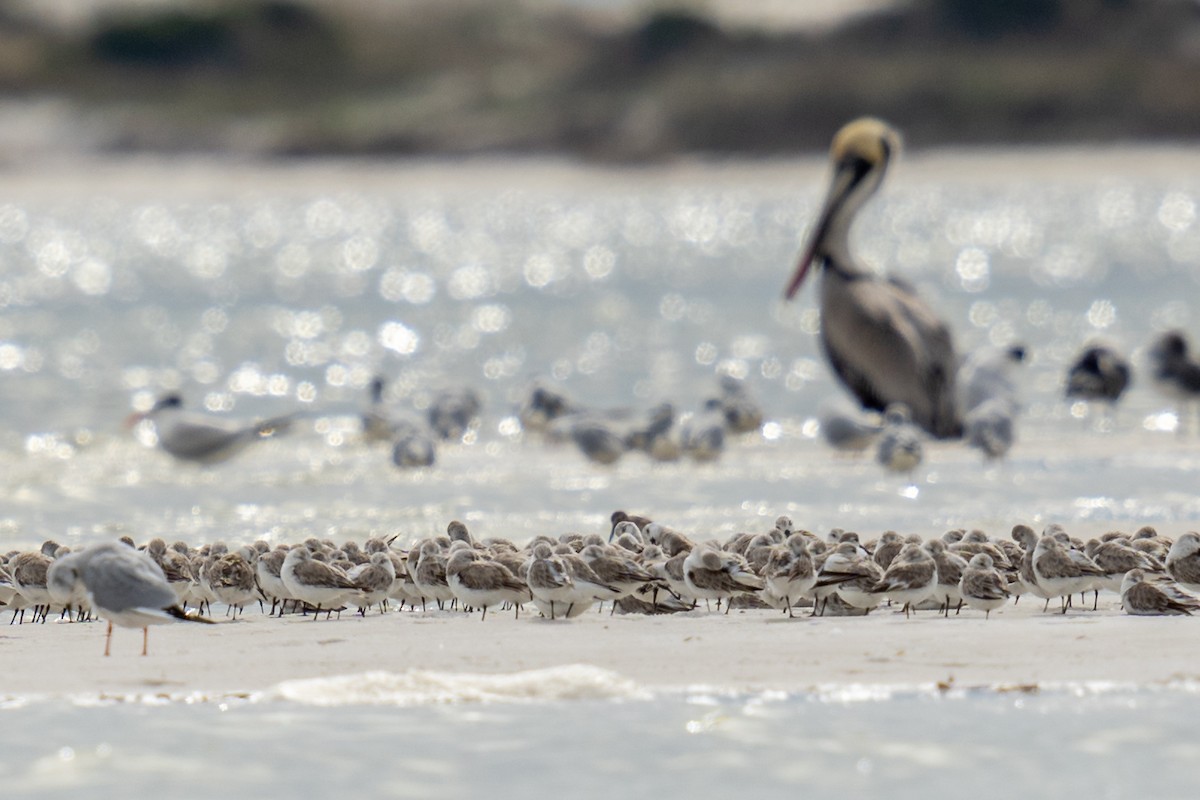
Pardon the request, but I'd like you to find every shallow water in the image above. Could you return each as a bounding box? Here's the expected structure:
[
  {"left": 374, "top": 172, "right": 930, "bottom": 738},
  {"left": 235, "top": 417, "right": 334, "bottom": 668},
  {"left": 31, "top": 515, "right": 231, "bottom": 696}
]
[
  {"left": 3, "top": 682, "right": 1198, "bottom": 800},
  {"left": 2, "top": 152, "right": 1200, "bottom": 548}
]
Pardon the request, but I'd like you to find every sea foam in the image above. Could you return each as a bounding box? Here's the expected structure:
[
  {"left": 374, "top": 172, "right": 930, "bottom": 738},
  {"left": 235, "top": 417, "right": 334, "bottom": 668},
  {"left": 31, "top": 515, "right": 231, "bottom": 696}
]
[{"left": 261, "top": 664, "right": 652, "bottom": 706}]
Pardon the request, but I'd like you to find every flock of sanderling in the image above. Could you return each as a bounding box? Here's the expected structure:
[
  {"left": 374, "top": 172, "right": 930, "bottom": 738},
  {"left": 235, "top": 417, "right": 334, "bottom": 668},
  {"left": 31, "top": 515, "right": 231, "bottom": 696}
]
[{"left": 4, "top": 511, "right": 1200, "bottom": 655}]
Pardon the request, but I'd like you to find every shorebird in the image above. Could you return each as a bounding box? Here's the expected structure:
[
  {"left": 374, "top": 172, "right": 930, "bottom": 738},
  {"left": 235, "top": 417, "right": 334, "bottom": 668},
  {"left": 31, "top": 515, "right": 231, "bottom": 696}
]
[
  {"left": 580, "top": 545, "right": 667, "bottom": 612},
  {"left": 203, "top": 549, "right": 258, "bottom": 618},
  {"left": 391, "top": 420, "right": 437, "bottom": 468},
  {"left": 347, "top": 552, "right": 397, "bottom": 615},
  {"left": 280, "top": 547, "right": 357, "bottom": 619},
  {"left": 1065, "top": 344, "right": 1130, "bottom": 413},
  {"left": 1087, "top": 538, "right": 1161, "bottom": 594},
  {"left": 958, "top": 553, "right": 1011, "bottom": 619},
  {"left": 255, "top": 547, "right": 295, "bottom": 615},
  {"left": 1120, "top": 569, "right": 1199, "bottom": 616},
  {"left": 871, "top": 543, "right": 935, "bottom": 617},
  {"left": 9, "top": 551, "right": 53, "bottom": 623},
  {"left": 784, "top": 117, "right": 961, "bottom": 440},
  {"left": 958, "top": 344, "right": 1026, "bottom": 416},
  {"left": 875, "top": 404, "right": 923, "bottom": 475},
  {"left": 811, "top": 541, "right": 883, "bottom": 615},
  {"left": 446, "top": 549, "right": 530, "bottom": 620},
  {"left": 762, "top": 537, "right": 816, "bottom": 617},
  {"left": 1166, "top": 531, "right": 1200, "bottom": 594},
  {"left": 46, "top": 551, "right": 90, "bottom": 621},
  {"left": 709, "top": 375, "right": 764, "bottom": 435},
  {"left": 525, "top": 543, "right": 577, "bottom": 620},
  {"left": 680, "top": 400, "right": 727, "bottom": 463},
  {"left": 1031, "top": 534, "right": 1105, "bottom": 613},
  {"left": 872, "top": 531, "right": 905, "bottom": 571},
  {"left": 610, "top": 511, "right": 653, "bottom": 542},
  {"left": 428, "top": 387, "right": 482, "bottom": 440},
  {"left": 1148, "top": 331, "right": 1200, "bottom": 430},
  {"left": 362, "top": 375, "right": 401, "bottom": 442},
  {"left": 683, "top": 545, "right": 764, "bottom": 613},
  {"left": 964, "top": 397, "right": 1016, "bottom": 460},
  {"left": 517, "top": 379, "right": 576, "bottom": 433},
  {"left": 411, "top": 541, "right": 456, "bottom": 612},
  {"left": 555, "top": 546, "right": 623, "bottom": 615},
  {"left": 924, "top": 539, "right": 968, "bottom": 616},
  {"left": 569, "top": 416, "right": 627, "bottom": 465},
  {"left": 61, "top": 542, "right": 213, "bottom": 655},
  {"left": 145, "top": 538, "right": 197, "bottom": 608},
  {"left": 818, "top": 399, "right": 882, "bottom": 454},
  {"left": 1008, "top": 525, "right": 1048, "bottom": 606},
  {"left": 126, "top": 394, "right": 300, "bottom": 464}
]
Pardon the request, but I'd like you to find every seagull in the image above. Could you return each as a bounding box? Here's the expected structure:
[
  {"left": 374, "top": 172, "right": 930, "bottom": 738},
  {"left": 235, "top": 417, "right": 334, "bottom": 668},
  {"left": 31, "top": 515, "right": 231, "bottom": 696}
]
[
  {"left": 784, "top": 117, "right": 961, "bottom": 440},
  {"left": 127, "top": 394, "right": 300, "bottom": 464},
  {"left": 51, "top": 541, "right": 213, "bottom": 656}
]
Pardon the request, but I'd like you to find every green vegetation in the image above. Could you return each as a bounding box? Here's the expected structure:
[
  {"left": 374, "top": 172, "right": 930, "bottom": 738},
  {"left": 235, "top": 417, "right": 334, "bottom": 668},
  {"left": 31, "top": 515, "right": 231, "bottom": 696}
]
[{"left": 0, "top": 0, "right": 1197, "bottom": 158}]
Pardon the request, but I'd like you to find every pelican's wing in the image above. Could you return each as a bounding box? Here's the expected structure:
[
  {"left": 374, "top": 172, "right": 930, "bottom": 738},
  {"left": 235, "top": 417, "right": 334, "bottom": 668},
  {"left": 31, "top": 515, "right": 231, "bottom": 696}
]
[{"left": 822, "top": 276, "right": 960, "bottom": 439}]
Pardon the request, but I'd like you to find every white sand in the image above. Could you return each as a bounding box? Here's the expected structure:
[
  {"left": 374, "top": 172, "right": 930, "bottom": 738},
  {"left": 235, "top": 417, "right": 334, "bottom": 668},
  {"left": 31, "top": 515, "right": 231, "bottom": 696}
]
[{"left": 5, "top": 596, "right": 1198, "bottom": 698}]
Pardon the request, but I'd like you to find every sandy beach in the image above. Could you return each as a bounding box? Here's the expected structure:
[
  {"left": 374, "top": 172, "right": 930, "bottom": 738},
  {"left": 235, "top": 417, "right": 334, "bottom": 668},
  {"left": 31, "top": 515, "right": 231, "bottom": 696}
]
[{"left": 5, "top": 597, "right": 1198, "bottom": 700}]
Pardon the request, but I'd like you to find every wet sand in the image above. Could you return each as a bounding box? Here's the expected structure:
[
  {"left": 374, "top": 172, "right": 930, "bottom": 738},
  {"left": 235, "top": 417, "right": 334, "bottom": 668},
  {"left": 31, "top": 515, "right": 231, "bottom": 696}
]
[{"left": 4, "top": 597, "right": 1198, "bottom": 699}]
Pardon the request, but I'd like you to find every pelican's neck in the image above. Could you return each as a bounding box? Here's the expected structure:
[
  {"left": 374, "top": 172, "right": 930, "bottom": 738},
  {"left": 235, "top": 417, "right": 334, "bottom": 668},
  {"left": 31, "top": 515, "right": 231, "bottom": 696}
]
[{"left": 817, "top": 188, "right": 874, "bottom": 282}]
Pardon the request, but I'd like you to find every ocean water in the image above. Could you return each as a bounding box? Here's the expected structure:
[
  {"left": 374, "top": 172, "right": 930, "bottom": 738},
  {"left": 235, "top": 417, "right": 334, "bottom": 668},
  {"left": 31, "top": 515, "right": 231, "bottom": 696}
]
[
  {"left": 3, "top": 151, "right": 1200, "bottom": 549},
  {"left": 4, "top": 151, "right": 1200, "bottom": 796}
]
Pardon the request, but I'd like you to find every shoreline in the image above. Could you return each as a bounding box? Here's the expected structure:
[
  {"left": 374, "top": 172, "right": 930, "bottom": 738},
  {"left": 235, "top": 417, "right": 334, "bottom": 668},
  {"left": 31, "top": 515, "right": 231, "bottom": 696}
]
[{"left": 5, "top": 598, "right": 1199, "bottom": 702}]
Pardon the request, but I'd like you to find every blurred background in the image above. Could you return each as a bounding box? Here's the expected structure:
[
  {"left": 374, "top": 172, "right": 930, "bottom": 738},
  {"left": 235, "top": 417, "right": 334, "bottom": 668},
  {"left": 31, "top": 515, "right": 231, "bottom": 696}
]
[{"left": 1, "top": 0, "right": 1198, "bottom": 162}]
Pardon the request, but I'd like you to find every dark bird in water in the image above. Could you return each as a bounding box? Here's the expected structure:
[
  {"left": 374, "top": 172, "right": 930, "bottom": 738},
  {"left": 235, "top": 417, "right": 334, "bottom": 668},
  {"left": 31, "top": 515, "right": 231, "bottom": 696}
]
[
  {"left": 1148, "top": 331, "right": 1200, "bottom": 422},
  {"left": 784, "top": 118, "right": 961, "bottom": 439},
  {"left": 1065, "top": 344, "right": 1131, "bottom": 406}
]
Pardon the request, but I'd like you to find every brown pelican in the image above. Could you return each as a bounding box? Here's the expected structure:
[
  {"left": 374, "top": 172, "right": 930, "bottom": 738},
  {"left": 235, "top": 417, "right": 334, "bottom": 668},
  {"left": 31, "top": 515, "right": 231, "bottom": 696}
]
[{"left": 784, "top": 118, "right": 961, "bottom": 439}]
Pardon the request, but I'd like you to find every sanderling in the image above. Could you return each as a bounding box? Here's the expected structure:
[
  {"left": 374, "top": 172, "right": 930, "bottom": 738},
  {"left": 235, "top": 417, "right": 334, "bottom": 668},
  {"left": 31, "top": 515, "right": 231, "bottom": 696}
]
[
  {"left": 959, "top": 553, "right": 1011, "bottom": 619},
  {"left": 525, "top": 543, "right": 576, "bottom": 620},
  {"left": 1166, "top": 531, "right": 1200, "bottom": 594},
  {"left": 1031, "top": 533, "right": 1105, "bottom": 613},
  {"left": 875, "top": 404, "right": 923, "bottom": 475},
  {"left": 446, "top": 548, "right": 529, "bottom": 620},
  {"left": 683, "top": 545, "right": 764, "bottom": 613},
  {"left": 280, "top": 547, "right": 357, "bottom": 620},
  {"left": 871, "top": 542, "right": 935, "bottom": 617},
  {"left": 1121, "top": 569, "right": 1199, "bottom": 616}
]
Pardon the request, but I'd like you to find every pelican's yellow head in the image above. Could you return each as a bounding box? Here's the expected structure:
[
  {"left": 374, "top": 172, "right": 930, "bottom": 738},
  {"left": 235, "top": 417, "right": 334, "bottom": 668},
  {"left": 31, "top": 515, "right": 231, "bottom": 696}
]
[
  {"left": 784, "top": 117, "right": 901, "bottom": 300},
  {"left": 829, "top": 117, "right": 900, "bottom": 172}
]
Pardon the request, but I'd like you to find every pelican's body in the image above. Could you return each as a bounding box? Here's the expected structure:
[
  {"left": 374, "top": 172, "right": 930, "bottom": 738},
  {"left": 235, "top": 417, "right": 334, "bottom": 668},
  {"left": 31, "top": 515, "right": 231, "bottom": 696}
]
[{"left": 785, "top": 118, "right": 961, "bottom": 439}]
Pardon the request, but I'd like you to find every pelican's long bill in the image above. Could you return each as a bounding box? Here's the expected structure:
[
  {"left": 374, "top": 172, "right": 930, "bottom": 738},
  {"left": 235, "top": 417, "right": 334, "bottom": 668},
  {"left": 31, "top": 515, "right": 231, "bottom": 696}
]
[
  {"left": 784, "top": 117, "right": 897, "bottom": 300},
  {"left": 784, "top": 163, "right": 857, "bottom": 299}
]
